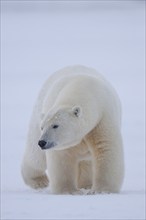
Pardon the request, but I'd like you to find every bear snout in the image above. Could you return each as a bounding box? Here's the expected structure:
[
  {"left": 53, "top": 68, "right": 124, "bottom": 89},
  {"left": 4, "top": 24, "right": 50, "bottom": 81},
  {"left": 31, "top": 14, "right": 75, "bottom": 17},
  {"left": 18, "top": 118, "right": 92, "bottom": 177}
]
[
  {"left": 38, "top": 140, "right": 47, "bottom": 149},
  {"left": 38, "top": 140, "right": 56, "bottom": 150}
]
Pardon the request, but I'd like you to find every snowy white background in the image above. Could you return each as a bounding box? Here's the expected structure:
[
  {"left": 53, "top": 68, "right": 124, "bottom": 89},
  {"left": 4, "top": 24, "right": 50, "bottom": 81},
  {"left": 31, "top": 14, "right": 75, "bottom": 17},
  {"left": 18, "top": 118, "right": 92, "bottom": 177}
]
[{"left": 1, "top": 1, "right": 145, "bottom": 219}]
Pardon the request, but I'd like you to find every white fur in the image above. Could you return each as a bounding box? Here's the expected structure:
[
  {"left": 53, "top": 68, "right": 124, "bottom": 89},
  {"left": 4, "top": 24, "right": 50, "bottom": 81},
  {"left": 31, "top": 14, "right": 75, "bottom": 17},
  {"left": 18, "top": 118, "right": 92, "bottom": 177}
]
[{"left": 21, "top": 65, "right": 124, "bottom": 194}]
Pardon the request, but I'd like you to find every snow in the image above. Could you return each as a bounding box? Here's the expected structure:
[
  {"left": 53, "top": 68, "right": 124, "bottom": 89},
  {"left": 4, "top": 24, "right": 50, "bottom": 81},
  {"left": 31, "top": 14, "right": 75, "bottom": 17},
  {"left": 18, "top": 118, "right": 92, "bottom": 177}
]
[
  {"left": 1, "top": 1, "right": 145, "bottom": 219},
  {"left": 2, "top": 190, "right": 145, "bottom": 220}
]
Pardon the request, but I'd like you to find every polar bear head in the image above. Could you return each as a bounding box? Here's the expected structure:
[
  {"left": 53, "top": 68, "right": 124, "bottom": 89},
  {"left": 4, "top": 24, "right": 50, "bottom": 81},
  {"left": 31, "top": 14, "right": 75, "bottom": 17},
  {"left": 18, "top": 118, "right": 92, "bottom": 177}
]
[{"left": 38, "top": 106, "right": 85, "bottom": 150}]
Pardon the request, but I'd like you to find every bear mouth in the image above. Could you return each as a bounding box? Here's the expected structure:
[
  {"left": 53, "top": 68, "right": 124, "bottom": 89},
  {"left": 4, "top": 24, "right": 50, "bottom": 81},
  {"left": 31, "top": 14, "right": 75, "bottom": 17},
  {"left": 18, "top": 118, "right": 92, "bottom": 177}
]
[{"left": 46, "top": 141, "right": 57, "bottom": 149}]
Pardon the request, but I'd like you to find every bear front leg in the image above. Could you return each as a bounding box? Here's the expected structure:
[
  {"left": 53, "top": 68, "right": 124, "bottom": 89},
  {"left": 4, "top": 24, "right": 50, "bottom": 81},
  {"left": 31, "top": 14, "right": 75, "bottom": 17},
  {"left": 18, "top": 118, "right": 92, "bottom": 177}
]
[
  {"left": 46, "top": 149, "right": 78, "bottom": 194},
  {"left": 21, "top": 121, "right": 49, "bottom": 189},
  {"left": 21, "top": 153, "right": 48, "bottom": 189}
]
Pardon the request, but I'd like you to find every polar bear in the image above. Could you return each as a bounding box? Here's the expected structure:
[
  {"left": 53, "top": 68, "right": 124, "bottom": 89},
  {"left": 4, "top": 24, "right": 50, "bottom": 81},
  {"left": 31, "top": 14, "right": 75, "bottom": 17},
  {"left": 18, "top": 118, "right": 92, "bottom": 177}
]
[{"left": 21, "top": 65, "right": 124, "bottom": 194}]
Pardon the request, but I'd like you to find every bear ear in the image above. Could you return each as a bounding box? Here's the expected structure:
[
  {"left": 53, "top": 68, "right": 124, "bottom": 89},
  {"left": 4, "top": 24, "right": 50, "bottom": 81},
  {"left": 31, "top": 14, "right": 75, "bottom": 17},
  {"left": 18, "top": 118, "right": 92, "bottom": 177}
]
[{"left": 72, "top": 106, "right": 82, "bottom": 117}]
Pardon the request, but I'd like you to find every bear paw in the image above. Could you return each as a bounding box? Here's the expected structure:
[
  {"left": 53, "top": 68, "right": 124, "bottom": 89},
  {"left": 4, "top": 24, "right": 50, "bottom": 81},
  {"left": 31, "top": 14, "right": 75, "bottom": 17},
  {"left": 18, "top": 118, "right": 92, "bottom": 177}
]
[
  {"left": 71, "top": 188, "right": 93, "bottom": 195},
  {"left": 30, "top": 175, "right": 49, "bottom": 189},
  {"left": 87, "top": 187, "right": 116, "bottom": 195}
]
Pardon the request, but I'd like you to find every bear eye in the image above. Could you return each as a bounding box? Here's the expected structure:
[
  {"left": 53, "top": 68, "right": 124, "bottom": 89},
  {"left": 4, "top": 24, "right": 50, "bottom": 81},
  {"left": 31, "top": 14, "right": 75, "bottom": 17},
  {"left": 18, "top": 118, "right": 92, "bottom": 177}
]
[
  {"left": 74, "top": 109, "right": 79, "bottom": 117},
  {"left": 52, "top": 124, "right": 59, "bottom": 129},
  {"left": 73, "top": 107, "right": 81, "bottom": 117}
]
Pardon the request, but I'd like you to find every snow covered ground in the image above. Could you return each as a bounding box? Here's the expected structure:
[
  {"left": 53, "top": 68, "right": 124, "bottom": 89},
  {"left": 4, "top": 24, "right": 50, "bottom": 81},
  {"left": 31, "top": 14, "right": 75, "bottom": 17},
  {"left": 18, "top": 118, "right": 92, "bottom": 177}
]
[{"left": 1, "top": 1, "right": 145, "bottom": 219}]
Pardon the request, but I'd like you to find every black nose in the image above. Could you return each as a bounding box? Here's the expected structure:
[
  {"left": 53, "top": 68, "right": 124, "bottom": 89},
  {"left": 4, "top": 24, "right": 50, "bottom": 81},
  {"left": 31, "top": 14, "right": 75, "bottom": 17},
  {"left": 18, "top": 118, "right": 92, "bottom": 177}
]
[{"left": 38, "top": 140, "right": 47, "bottom": 149}]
